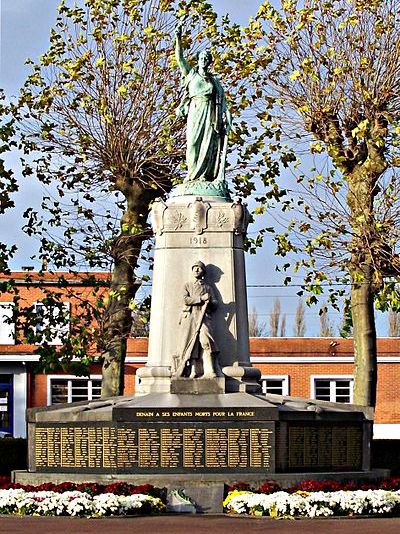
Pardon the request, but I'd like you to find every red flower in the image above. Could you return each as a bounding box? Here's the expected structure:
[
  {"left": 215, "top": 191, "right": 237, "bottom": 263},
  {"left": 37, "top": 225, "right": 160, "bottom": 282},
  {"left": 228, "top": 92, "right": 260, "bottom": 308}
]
[
  {"left": 257, "top": 481, "right": 281, "bottom": 494},
  {"left": 76, "top": 483, "right": 104, "bottom": 495},
  {"left": 379, "top": 477, "right": 400, "bottom": 491}
]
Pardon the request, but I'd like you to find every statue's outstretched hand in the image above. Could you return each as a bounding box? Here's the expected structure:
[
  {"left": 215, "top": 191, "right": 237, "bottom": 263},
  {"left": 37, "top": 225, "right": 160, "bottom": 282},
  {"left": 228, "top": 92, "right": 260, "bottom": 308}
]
[{"left": 201, "top": 293, "right": 210, "bottom": 303}]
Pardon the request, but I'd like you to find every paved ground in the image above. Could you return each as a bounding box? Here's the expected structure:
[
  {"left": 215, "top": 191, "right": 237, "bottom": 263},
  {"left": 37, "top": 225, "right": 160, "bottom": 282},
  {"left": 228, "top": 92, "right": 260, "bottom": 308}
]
[{"left": 0, "top": 515, "right": 400, "bottom": 534}]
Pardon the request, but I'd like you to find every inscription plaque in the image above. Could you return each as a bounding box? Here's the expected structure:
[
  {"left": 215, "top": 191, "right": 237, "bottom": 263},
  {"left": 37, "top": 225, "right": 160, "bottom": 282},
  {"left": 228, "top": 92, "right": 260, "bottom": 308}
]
[
  {"left": 33, "top": 408, "right": 366, "bottom": 474},
  {"left": 34, "top": 421, "right": 275, "bottom": 474},
  {"left": 288, "top": 424, "right": 363, "bottom": 471}
]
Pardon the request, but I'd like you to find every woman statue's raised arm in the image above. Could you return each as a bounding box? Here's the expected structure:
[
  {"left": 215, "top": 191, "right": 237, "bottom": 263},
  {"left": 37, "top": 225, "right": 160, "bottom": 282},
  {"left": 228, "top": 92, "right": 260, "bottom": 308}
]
[{"left": 175, "top": 23, "right": 190, "bottom": 76}]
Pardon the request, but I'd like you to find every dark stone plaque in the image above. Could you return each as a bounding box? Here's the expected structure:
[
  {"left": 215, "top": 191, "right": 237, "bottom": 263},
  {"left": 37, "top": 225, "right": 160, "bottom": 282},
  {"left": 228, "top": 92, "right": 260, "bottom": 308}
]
[
  {"left": 34, "top": 420, "right": 275, "bottom": 474},
  {"left": 287, "top": 423, "right": 363, "bottom": 472}
]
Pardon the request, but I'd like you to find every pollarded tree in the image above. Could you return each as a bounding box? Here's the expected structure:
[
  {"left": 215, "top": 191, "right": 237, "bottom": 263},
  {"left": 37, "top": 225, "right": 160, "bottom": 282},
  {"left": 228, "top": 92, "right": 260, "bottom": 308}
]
[
  {"left": 243, "top": 0, "right": 400, "bottom": 406},
  {"left": 0, "top": 90, "right": 19, "bottom": 345},
  {"left": 0, "top": 90, "right": 18, "bottom": 273},
  {"left": 16, "top": 0, "right": 227, "bottom": 397}
]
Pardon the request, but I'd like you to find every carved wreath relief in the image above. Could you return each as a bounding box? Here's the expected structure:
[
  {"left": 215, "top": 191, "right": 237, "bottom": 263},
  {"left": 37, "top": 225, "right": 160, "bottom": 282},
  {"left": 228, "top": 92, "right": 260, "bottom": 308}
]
[
  {"left": 151, "top": 196, "right": 249, "bottom": 236},
  {"left": 171, "top": 210, "right": 188, "bottom": 231}
]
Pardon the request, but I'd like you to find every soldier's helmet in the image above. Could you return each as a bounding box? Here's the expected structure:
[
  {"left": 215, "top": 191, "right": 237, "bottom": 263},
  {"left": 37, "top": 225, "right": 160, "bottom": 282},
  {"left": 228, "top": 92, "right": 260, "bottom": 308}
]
[{"left": 192, "top": 260, "right": 206, "bottom": 272}]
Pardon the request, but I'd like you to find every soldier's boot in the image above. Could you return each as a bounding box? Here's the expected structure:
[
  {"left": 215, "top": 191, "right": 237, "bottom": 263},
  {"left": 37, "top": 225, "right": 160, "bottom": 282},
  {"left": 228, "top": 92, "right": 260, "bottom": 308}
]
[
  {"left": 202, "top": 349, "right": 216, "bottom": 378},
  {"left": 188, "top": 358, "right": 203, "bottom": 378}
]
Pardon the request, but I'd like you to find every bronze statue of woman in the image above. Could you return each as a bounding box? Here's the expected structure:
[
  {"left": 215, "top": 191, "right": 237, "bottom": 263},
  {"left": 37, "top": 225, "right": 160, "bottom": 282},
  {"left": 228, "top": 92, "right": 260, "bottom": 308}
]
[{"left": 175, "top": 23, "right": 232, "bottom": 183}]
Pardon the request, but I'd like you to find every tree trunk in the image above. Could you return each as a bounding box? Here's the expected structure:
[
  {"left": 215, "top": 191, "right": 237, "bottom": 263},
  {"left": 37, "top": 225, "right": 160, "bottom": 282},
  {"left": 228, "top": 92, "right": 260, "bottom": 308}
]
[
  {"left": 101, "top": 185, "right": 155, "bottom": 398},
  {"left": 347, "top": 164, "right": 381, "bottom": 407},
  {"left": 101, "top": 252, "right": 136, "bottom": 398},
  {"left": 350, "top": 264, "right": 377, "bottom": 407}
]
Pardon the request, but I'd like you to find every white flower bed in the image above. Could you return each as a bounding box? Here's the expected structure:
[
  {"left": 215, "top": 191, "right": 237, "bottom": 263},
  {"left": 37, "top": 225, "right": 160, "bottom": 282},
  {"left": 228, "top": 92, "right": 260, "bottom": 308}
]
[
  {"left": 224, "top": 489, "right": 400, "bottom": 518},
  {"left": 0, "top": 489, "right": 165, "bottom": 517}
]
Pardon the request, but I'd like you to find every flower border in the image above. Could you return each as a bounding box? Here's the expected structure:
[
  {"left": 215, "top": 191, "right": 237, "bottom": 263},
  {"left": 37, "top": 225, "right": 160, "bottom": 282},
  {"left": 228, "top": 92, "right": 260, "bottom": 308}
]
[
  {"left": 0, "top": 488, "right": 165, "bottom": 517},
  {"left": 224, "top": 488, "right": 400, "bottom": 518}
]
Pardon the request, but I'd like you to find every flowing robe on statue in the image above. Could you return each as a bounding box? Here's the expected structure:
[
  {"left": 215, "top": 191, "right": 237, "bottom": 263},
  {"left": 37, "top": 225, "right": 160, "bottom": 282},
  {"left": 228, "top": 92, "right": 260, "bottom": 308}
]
[
  {"left": 178, "top": 69, "right": 227, "bottom": 182},
  {"left": 174, "top": 278, "right": 219, "bottom": 377}
]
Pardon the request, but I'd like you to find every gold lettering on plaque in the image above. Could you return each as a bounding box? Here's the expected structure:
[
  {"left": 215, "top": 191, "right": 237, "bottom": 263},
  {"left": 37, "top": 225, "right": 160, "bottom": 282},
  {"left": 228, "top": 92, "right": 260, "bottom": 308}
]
[
  {"left": 183, "top": 428, "right": 204, "bottom": 468},
  {"left": 35, "top": 422, "right": 275, "bottom": 471},
  {"left": 249, "top": 428, "right": 272, "bottom": 468}
]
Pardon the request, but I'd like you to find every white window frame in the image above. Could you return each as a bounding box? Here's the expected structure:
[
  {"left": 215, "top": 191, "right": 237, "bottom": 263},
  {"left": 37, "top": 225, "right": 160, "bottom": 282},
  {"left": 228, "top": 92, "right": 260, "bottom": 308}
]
[
  {"left": 0, "top": 302, "right": 14, "bottom": 345},
  {"left": 310, "top": 375, "right": 354, "bottom": 403},
  {"left": 47, "top": 375, "right": 102, "bottom": 405},
  {"left": 260, "top": 375, "right": 289, "bottom": 396},
  {"left": 34, "top": 301, "right": 70, "bottom": 345}
]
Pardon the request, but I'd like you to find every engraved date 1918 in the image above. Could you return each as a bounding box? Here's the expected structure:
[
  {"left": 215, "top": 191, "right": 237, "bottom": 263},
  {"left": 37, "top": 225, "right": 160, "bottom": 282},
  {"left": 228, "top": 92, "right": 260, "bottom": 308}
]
[{"left": 190, "top": 236, "right": 207, "bottom": 246}]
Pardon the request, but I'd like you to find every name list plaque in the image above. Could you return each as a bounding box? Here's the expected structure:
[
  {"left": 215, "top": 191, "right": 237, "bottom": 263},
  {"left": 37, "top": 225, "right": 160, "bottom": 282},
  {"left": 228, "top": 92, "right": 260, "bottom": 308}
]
[
  {"left": 288, "top": 423, "right": 363, "bottom": 471},
  {"left": 33, "top": 408, "right": 275, "bottom": 474}
]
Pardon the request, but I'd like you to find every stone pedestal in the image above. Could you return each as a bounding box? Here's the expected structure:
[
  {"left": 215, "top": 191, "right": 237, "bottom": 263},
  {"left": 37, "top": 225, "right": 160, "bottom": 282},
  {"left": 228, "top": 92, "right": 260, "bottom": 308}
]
[
  {"left": 137, "top": 194, "right": 260, "bottom": 394},
  {"left": 170, "top": 378, "right": 225, "bottom": 395},
  {"left": 22, "top": 393, "right": 374, "bottom": 480}
]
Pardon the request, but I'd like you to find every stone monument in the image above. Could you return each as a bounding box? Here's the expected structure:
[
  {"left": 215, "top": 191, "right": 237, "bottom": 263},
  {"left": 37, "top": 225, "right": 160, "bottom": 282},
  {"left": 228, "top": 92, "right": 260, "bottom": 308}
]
[
  {"left": 136, "top": 193, "right": 260, "bottom": 395},
  {"left": 136, "top": 22, "right": 259, "bottom": 395},
  {"left": 16, "top": 23, "right": 382, "bottom": 514}
]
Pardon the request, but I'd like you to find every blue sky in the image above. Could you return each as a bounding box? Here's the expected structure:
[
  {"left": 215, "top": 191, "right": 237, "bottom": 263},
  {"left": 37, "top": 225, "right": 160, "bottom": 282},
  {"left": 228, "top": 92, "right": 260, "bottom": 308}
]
[
  {"left": 0, "top": 1, "right": 391, "bottom": 336},
  {"left": 1, "top": 0, "right": 262, "bottom": 94}
]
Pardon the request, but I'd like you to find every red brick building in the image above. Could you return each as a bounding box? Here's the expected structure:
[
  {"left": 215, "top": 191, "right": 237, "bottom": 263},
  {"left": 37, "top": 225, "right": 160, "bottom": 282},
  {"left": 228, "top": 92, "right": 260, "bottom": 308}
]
[{"left": 1, "top": 272, "right": 399, "bottom": 439}]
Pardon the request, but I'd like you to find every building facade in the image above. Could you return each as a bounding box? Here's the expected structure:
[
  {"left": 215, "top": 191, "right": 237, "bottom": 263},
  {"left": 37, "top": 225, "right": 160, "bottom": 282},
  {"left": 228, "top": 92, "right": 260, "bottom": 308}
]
[{"left": 0, "top": 272, "right": 399, "bottom": 439}]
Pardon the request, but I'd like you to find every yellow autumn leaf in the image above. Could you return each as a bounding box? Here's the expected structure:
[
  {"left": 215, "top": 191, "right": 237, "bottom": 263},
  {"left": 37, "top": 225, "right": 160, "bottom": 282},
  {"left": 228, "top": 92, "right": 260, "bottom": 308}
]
[
  {"left": 349, "top": 15, "right": 359, "bottom": 27},
  {"left": 117, "top": 85, "right": 128, "bottom": 98},
  {"left": 254, "top": 206, "right": 265, "bottom": 215},
  {"left": 352, "top": 119, "right": 370, "bottom": 139},
  {"left": 114, "top": 34, "right": 129, "bottom": 42},
  {"left": 289, "top": 70, "right": 301, "bottom": 81},
  {"left": 310, "top": 142, "right": 324, "bottom": 154}
]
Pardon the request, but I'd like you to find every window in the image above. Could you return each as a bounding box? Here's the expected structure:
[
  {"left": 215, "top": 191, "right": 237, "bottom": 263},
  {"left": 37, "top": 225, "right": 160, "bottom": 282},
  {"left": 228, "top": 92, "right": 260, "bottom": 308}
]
[
  {"left": 35, "top": 302, "right": 70, "bottom": 345},
  {"left": 260, "top": 375, "right": 289, "bottom": 396},
  {"left": 312, "top": 376, "right": 354, "bottom": 403},
  {"left": 49, "top": 376, "right": 102, "bottom": 405},
  {"left": 0, "top": 303, "right": 14, "bottom": 345}
]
